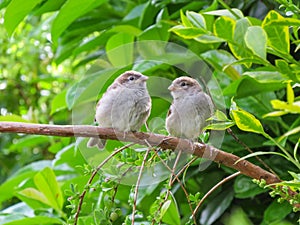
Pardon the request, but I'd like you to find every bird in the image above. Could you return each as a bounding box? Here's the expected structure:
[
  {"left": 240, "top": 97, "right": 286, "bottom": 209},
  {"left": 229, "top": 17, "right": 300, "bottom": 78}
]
[
  {"left": 87, "top": 70, "right": 151, "bottom": 149},
  {"left": 166, "top": 76, "right": 214, "bottom": 140}
]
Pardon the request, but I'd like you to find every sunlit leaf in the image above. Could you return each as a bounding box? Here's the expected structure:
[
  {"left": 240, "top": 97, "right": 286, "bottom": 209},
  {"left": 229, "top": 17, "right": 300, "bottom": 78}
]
[
  {"left": 204, "top": 121, "right": 235, "bottom": 130},
  {"left": 33, "top": 167, "right": 64, "bottom": 212},
  {"left": 18, "top": 188, "right": 50, "bottom": 206},
  {"left": 245, "top": 26, "right": 267, "bottom": 59},
  {"left": 161, "top": 193, "right": 180, "bottom": 225},
  {"left": 271, "top": 100, "right": 300, "bottom": 113},
  {"left": 0, "top": 115, "right": 30, "bottom": 122},
  {"left": 51, "top": 0, "right": 107, "bottom": 43},
  {"left": 203, "top": 8, "right": 244, "bottom": 20},
  {"left": 106, "top": 33, "right": 134, "bottom": 67},
  {"left": 228, "top": 18, "right": 252, "bottom": 67},
  {"left": 262, "top": 10, "right": 290, "bottom": 54},
  {"left": 4, "top": 0, "right": 43, "bottom": 36},
  {"left": 50, "top": 90, "right": 67, "bottom": 115},
  {"left": 231, "top": 109, "right": 265, "bottom": 135},
  {"left": 0, "top": 161, "right": 52, "bottom": 205},
  {"left": 169, "top": 25, "right": 206, "bottom": 39},
  {"left": 279, "top": 126, "right": 300, "bottom": 141},
  {"left": 263, "top": 111, "right": 289, "bottom": 118},
  {"left": 186, "top": 11, "right": 206, "bottom": 29},
  {"left": 180, "top": 10, "right": 193, "bottom": 27},
  {"left": 213, "top": 16, "right": 235, "bottom": 41},
  {"left": 286, "top": 81, "right": 294, "bottom": 105}
]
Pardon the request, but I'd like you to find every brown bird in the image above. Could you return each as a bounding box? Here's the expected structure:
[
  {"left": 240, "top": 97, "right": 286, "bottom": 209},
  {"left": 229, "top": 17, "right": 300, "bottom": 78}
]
[
  {"left": 166, "top": 76, "right": 214, "bottom": 140},
  {"left": 87, "top": 70, "right": 151, "bottom": 149}
]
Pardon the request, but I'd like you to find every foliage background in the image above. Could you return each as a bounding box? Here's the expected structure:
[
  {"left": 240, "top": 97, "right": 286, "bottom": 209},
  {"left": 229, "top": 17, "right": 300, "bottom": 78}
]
[{"left": 0, "top": 0, "right": 299, "bottom": 224}]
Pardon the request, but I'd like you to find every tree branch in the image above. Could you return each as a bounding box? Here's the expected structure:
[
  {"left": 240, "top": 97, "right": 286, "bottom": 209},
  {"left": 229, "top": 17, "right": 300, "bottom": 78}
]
[{"left": 0, "top": 122, "right": 280, "bottom": 185}]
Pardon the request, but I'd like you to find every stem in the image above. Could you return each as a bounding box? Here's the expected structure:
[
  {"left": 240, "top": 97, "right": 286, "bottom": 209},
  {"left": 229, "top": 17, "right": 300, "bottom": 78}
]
[
  {"left": 265, "top": 134, "right": 300, "bottom": 170},
  {"left": 74, "top": 144, "right": 131, "bottom": 225},
  {"left": 192, "top": 172, "right": 241, "bottom": 217},
  {"left": 132, "top": 146, "right": 152, "bottom": 224}
]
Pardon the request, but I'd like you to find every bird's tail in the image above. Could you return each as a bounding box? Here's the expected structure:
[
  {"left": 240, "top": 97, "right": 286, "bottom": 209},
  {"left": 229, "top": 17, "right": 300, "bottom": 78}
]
[{"left": 87, "top": 137, "right": 106, "bottom": 150}]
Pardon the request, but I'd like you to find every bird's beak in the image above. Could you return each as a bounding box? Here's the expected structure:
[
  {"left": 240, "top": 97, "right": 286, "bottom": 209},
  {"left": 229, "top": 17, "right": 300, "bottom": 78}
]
[
  {"left": 168, "top": 84, "right": 175, "bottom": 91},
  {"left": 139, "top": 75, "right": 148, "bottom": 82}
]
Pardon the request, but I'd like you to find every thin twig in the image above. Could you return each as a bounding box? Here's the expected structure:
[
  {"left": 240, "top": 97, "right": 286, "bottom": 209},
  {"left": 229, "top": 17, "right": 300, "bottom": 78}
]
[
  {"left": 154, "top": 150, "right": 183, "bottom": 225},
  {"left": 192, "top": 172, "right": 241, "bottom": 217},
  {"left": 74, "top": 144, "right": 133, "bottom": 225},
  {"left": 170, "top": 156, "right": 198, "bottom": 185},
  {"left": 132, "top": 146, "right": 152, "bottom": 224},
  {"left": 227, "top": 128, "right": 278, "bottom": 177},
  {"left": 151, "top": 151, "right": 196, "bottom": 224},
  {"left": 111, "top": 166, "right": 134, "bottom": 203}
]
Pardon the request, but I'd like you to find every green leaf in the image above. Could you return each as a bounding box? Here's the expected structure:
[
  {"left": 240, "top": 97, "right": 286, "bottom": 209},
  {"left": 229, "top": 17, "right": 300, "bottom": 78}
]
[
  {"left": 208, "top": 110, "right": 231, "bottom": 122},
  {"left": 33, "top": 0, "right": 65, "bottom": 15},
  {"left": 0, "top": 161, "right": 52, "bottom": 205},
  {"left": 262, "top": 10, "right": 290, "bottom": 54},
  {"left": 231, "top": 108, "right": 265, "bottom": 135},
  {"left": 263, "top": 16, "right": 300, "bottom": 27},
  {"left": 263, "top": 201, "right": 292, "bottom": 224},
  {"left": 109, "top": 25, "right": 142, "bottom": 36},
  {"left": 186, "top": 11, "right": 206, "bottom": 29},
  {"left": 213, "top": 16, "right": 236, "bottom": 41},
  {"left": 235, "top": 151, "right": 289, "bottom": 163},
  {"left": 50, "top": 90, "right": 67, "bottom": 115},
  {"left": 286, "top": 81, "right": 294, "bottom": 105},
  {"left": 194, "top": 35, "right": 224, "bottom": 43},
  {"left": 234, "top": 176, "right": 266, "bottom": 198},
  {"left": 161, "top": 193, "right": 180, "bottom": 225},
  {"left": 223, "top": 72, "right": 285, "bottom": 97},
  {"left": 271, "top": 100, "right": 300, "bottom": 113},
  {"left": 222, "top": 207, "right": 253, "bottom": 225},
  {"left": 203, "top": 8, "right": 244, "bottom": 20},
  {"left": 279, "top": 126, "right": 300, "bottom": 141},
  {"left": 180, "top": 10, "right": 193, "bottom": 27},
  {"left": 201, "top": 49, "right": 242, "bottom": 79},
  {"left": 0, "top": 115, "right": 30, "bottom": 122},
  {"left": 33, "top": 167, "right": 64, "bottom": 212},
  {"left": 204, "top": 121, "right": 235, "bottom": 130},
  {"left": 245, "top": 26, "right": 267, "bottom": 59},
  {"left": 66, "top": 68, "right": 119, "bottom": 109},
  {"left": 105, "top": 33, "right": 134, "bottom": 67},
  {"left": 9, "top": 136, "right": 50, "bottom": 151},
  {"left": 169, "top": 25, "right": 206, "bottom": 39},
  {"left": 17, "top": 188, "right": 50, "bottom": 206},
  {"left": 200, "top": 187, "right": 234, "bottom": 225},
  {"left": 0, "top": 216, "right": 62, "bottom": 225},
  {"left": 263, "top": 111, "right": 289, "bottom": 118},
  {"left": 228, "top": 18, "right": 252, "bottom": 67},
  {"left": 4, "top": 0, "right": 43, "bottom": 36},
  {"left": 73, "top": 31, "right": 112, "bottom": 57},
  {"left": 51, "top": 0, "right": 107, "bottom": 43}
]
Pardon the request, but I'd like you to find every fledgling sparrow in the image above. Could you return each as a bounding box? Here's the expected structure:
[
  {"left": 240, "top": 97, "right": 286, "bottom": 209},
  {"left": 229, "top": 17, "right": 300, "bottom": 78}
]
[
  {"left": 87, "top": 70, "right": 151, "bottom": 149},
  {"left": 166, "top": 76, "right": 214, "bottom": 140}
]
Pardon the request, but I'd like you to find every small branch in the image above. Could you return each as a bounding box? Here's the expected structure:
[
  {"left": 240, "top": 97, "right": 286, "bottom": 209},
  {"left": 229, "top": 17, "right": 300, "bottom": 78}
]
[
  {"left": 74, "top": 145, "right": 128, "bottom": 225},
  {"left": 132, "top": 146, "right": 151, "bottom": 224},
  {"left": 192, "top": 172, "right": 241, "bottom": 217},
  {"left": 0, "top": 122, "right": 281, "bottom": 185},
  {"left": 226, "top": 128, "right": 278, "bottom": 177}
]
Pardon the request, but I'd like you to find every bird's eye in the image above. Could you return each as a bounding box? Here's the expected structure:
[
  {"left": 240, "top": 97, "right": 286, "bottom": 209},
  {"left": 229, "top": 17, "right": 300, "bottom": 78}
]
[
  {"left": 180, "top": 82, "right": 187, "bottom": 87},
  {"left": 128, "top": 76, "right": 135, "bottom": 81}
]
